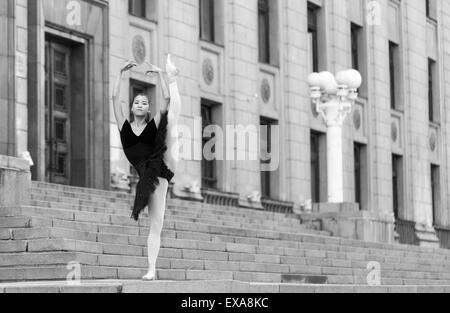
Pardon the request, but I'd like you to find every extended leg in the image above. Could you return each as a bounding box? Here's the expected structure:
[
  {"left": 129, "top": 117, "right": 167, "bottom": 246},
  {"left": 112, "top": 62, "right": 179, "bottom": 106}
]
[
  {"left": 164, "top": 55, "right": 181, "bottom": 172},
  {"left": 164, "top": 80, "right": 181, "bottom": 173}
]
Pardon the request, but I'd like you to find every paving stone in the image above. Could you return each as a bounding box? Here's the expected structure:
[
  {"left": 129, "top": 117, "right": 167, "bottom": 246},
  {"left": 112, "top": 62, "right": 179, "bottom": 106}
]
[{"left": 0, "top": 241, "right": 28, "bottom": 253}]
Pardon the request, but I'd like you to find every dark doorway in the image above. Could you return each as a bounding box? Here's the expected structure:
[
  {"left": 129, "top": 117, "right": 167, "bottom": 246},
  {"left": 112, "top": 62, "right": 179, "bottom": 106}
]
[
  {"left": 44, "top": 36, "right": 88, "bottom": 187},
  {"left": 45, "top": 40, "right": 72, "bottom": 185}
]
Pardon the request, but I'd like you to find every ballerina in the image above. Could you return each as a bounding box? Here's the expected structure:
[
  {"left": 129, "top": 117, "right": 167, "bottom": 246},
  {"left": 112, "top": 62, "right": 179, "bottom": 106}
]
[{"left": 112, "top": 55, "right": 181, "bottom": 281}]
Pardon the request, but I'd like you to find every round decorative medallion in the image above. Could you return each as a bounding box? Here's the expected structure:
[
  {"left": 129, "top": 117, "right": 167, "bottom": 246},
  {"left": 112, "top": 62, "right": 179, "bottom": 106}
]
[
  {"left": 261, "top": 79, "right": 271, "bottom": 104},
  {"left": 132, "top": 35, "right": 146, "bottom": 65},
  {"left": 353, "top": 109, "right": 362, "bottom": 130},
  {"left": 391, "top": 122, "right": 398, "bottom": 143},
  {"left": 202, "top": 58, "right": 214, "bottom": 85},
  {"left": 430, "top": 133, "right": 437, "bottom": 152}
]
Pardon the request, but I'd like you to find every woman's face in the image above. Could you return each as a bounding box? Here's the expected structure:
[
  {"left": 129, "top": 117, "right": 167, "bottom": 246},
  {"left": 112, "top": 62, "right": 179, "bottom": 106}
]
[{"left": 132, "top": 95, "right": 151, "bottom": 118}]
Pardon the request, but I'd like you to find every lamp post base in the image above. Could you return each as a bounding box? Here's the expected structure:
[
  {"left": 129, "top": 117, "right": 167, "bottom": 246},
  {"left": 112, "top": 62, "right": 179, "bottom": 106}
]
[{"left": 304, "top": 203, "right": 396, "bottom": 244}]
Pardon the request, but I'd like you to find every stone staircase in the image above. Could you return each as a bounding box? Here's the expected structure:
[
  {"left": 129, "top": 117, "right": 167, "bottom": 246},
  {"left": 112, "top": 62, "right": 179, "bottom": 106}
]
[{"left": 1, "top": 181, "right": 450, "bottom": 293}]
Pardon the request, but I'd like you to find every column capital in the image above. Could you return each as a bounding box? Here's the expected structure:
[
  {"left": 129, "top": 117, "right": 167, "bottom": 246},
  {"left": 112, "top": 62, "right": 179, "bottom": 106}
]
[{"left": 316, "top": 98, "right": 353, "bottom": 128}]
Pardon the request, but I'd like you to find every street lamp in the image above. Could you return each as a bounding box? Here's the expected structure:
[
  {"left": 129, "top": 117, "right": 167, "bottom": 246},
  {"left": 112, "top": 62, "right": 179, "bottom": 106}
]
[{"left": 308, "top": 70, "right": 362, "bottom": 203}]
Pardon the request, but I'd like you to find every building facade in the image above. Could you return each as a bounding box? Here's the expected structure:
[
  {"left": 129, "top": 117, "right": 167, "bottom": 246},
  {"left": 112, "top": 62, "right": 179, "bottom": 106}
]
[{"left": 1, "top": 0, "right": 450, "bottom": 247}]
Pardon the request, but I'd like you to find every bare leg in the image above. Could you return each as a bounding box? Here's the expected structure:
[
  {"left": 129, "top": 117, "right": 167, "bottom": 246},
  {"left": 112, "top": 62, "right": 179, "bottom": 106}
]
[
  {"left": 164, "top": 79, "right": 181, "bottom": 173},
  {"left": 163, "top": 54, "right": 181, "bottom": 172},
  {"left": 143, "top": 178, "right": 169, "bottom": 280}
]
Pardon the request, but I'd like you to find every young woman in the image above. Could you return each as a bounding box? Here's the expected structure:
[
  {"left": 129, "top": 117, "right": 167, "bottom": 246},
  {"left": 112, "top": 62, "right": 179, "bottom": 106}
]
[{"left": 112, "top": 55, "right": 181, "bottom": 281}]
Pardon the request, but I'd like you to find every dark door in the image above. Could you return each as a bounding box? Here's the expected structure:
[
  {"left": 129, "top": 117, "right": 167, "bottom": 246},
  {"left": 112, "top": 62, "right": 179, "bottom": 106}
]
[{"left": 45, "top": 40, "right": 72, "bottom": 185}]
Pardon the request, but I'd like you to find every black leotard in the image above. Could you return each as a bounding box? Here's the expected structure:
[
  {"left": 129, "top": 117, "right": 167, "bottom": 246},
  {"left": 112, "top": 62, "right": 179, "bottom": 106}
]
[
  {"left": 120, "top": 111, "right": 174, "bottom": 221},
  {"left": 120, "top": 118, "right": 158, "bottom": 167}
]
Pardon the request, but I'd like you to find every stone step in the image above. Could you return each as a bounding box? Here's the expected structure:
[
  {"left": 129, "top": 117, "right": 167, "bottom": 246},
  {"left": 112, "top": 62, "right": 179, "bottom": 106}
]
[
  {"left": 0, "top": 214, "right": 327, "bottom": 246},
  {"left": 1, "top": 251, "right": 450, "bottom": 284},
  {"left": 121, "top": 280, "right": 450, "bottom": 293},
  {"left": 30, "top": 188, "right": 134, "bottom": 204},
  {"left": 0, "top": 281, "right": 124, "bottom": 293},
  {"left": 29, "top": 198, "right": 308, "bottom": 230},
  {"left": 2, "top": 279, "right": 450, "bottom": 293},
  {"left": 1, "top": 213, "right": 449, "bottom": 271},
  {"left": 6, "top": 212, "right": 450, "bottom": 266},
  {"left": 29, "top": 199, "right": 314, "bottom": 232},
  {"left": 30, "top": 192, "right": 302, "bottom": 224},
  {"left": 31, "top": 201, "right": 450, "bottom": 258},
  {"left": 30, "top": 184, "right": 304, "bottom": 222},
  {"left": 0, "top": 265, "right": 239, "bottom": 282},
  {"left": 2, "top": 228, "right": 450, "bottom": 277},
  {"left": 2, "top": 260, "right": 450, "bottom": 286},
  {"left": 0, "top": 206, "right": 324, "bottom": 239},
  {"left": 31, "top": 181, "right": 131, "bottom": 198}
]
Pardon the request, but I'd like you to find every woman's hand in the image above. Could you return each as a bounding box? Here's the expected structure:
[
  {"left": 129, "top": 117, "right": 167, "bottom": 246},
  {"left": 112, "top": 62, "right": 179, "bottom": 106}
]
[
  {"left": 121, "top": 60, "right": 138, "bottom": 74},
  {"left": 145, "top": 61, "right": 163, "bottom": 76}
]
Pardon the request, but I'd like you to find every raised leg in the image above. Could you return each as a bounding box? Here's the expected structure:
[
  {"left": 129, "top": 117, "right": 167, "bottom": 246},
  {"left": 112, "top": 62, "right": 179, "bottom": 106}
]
[
  {"left": 164, "top": 80, "right": 181, "bottom": 173},
  {"left": 163, "top": 55, "right": 181, "bottom": 173}
]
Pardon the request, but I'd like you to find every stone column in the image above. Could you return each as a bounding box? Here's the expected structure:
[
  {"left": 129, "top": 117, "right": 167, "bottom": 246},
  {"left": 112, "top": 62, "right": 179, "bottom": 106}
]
[
  {"left": 0, "top": 156, "right": 31, "bottom": 207},
  {"left": 0, "top": 0, "right": 16, "bottom": 156},
  {"left": 317, "top": 99, "right": 351, "bottom": 203},
  {"left": 28, "top": 0, "right": 46, "bottom": 182}
]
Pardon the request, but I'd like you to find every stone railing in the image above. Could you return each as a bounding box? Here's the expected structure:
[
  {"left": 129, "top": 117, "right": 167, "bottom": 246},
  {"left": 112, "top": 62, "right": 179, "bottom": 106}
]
[
  {"left": 201, "top": 189, "right": 239, "bottom": 207},
  {"left": 435, "top": 225, "right": 450, "bottom": 250},
  {"left": 170, "top": 186, "right": 297, "bottom": 215},
  {"left": 261, "top": 198, "right": 295, "bottom": 214},
  {"left": 395, "top": 219, "right": 419, "bottom": 246}
]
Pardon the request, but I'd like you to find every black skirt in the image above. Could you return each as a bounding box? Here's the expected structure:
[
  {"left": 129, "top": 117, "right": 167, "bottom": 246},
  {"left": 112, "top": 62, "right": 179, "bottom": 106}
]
[{"left": 131, "top": 111, "right": 175, "bottom": 221}]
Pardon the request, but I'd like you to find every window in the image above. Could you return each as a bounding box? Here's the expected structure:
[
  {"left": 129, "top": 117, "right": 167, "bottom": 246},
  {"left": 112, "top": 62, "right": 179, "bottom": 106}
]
[
  {"left": 199, "top": 0, "right": 224, "bottom": 45},
  {"left": 311, "top": 131, "right": 326, "bottom": 203},
  {"left": 426, "top": 0, "right": 437, "bottom": 21},
  {"left": 129, "top": 0, "right": 157, "bottom": 21},
  {"left": 200, "top": 0, "right": 215, "bottom": 42},
  {"left": 55, "top": 85, "right": 67, "bottom": 110},
  {"left": 55, "top": 119, "right": 66, "bottom": 141},
  {"left": 129, "top": 0, "right": 146, "bottom": 18},
  {"left": 392, "top": 155, "right": 404, "bottom": 220},
  {"left": 308, "top": 4, "right": 319, "bottom": 73},
  {"left": 431, "top": 164, "right": 440, "bottom": 226},
  {"left": 428, "top": 58, "right": 439, "bottom": 122},
  {"left": 351, "top": 23, "right": 361, "bottom": 71},
  {"left": 354, "top": 143, "right": 366, "bottom": 210},
  {"left": 202, "top": 104, "right": 217, "bottom": 190},
  {"left": 258, "top": 0, "right": 270, "bottom": 64},
  {"left": 54, "top": 51, "right": 67, "bottom": 75},
  {"left": 389, "top": 41, "right": 401, "bottom": 110},
  {"left": 261, "top": 117, "right": 277, "bottom": 199},
  {"left": 351, "top": 23, "right": 367, "bottom": 97},
  {"left": 56, "top": 153, "right": 67, "bottom": 175}
]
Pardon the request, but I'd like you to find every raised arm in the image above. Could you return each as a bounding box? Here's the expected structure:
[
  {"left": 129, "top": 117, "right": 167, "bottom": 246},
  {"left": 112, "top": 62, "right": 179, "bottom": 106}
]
[{"left": 113, "top": 61, "right": 137, "bottom": 131}]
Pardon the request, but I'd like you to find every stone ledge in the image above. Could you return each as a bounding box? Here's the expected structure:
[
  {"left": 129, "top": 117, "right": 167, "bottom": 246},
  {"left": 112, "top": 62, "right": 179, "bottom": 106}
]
[
  {"left": 300, "top": 204, "right": 396, "bottom": 244},
  {"left": 0, "top": 155, "right": 30, "bottom": 172},
  {"left": 0, "top": 155, "right": 31, "bottom": 207}
]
